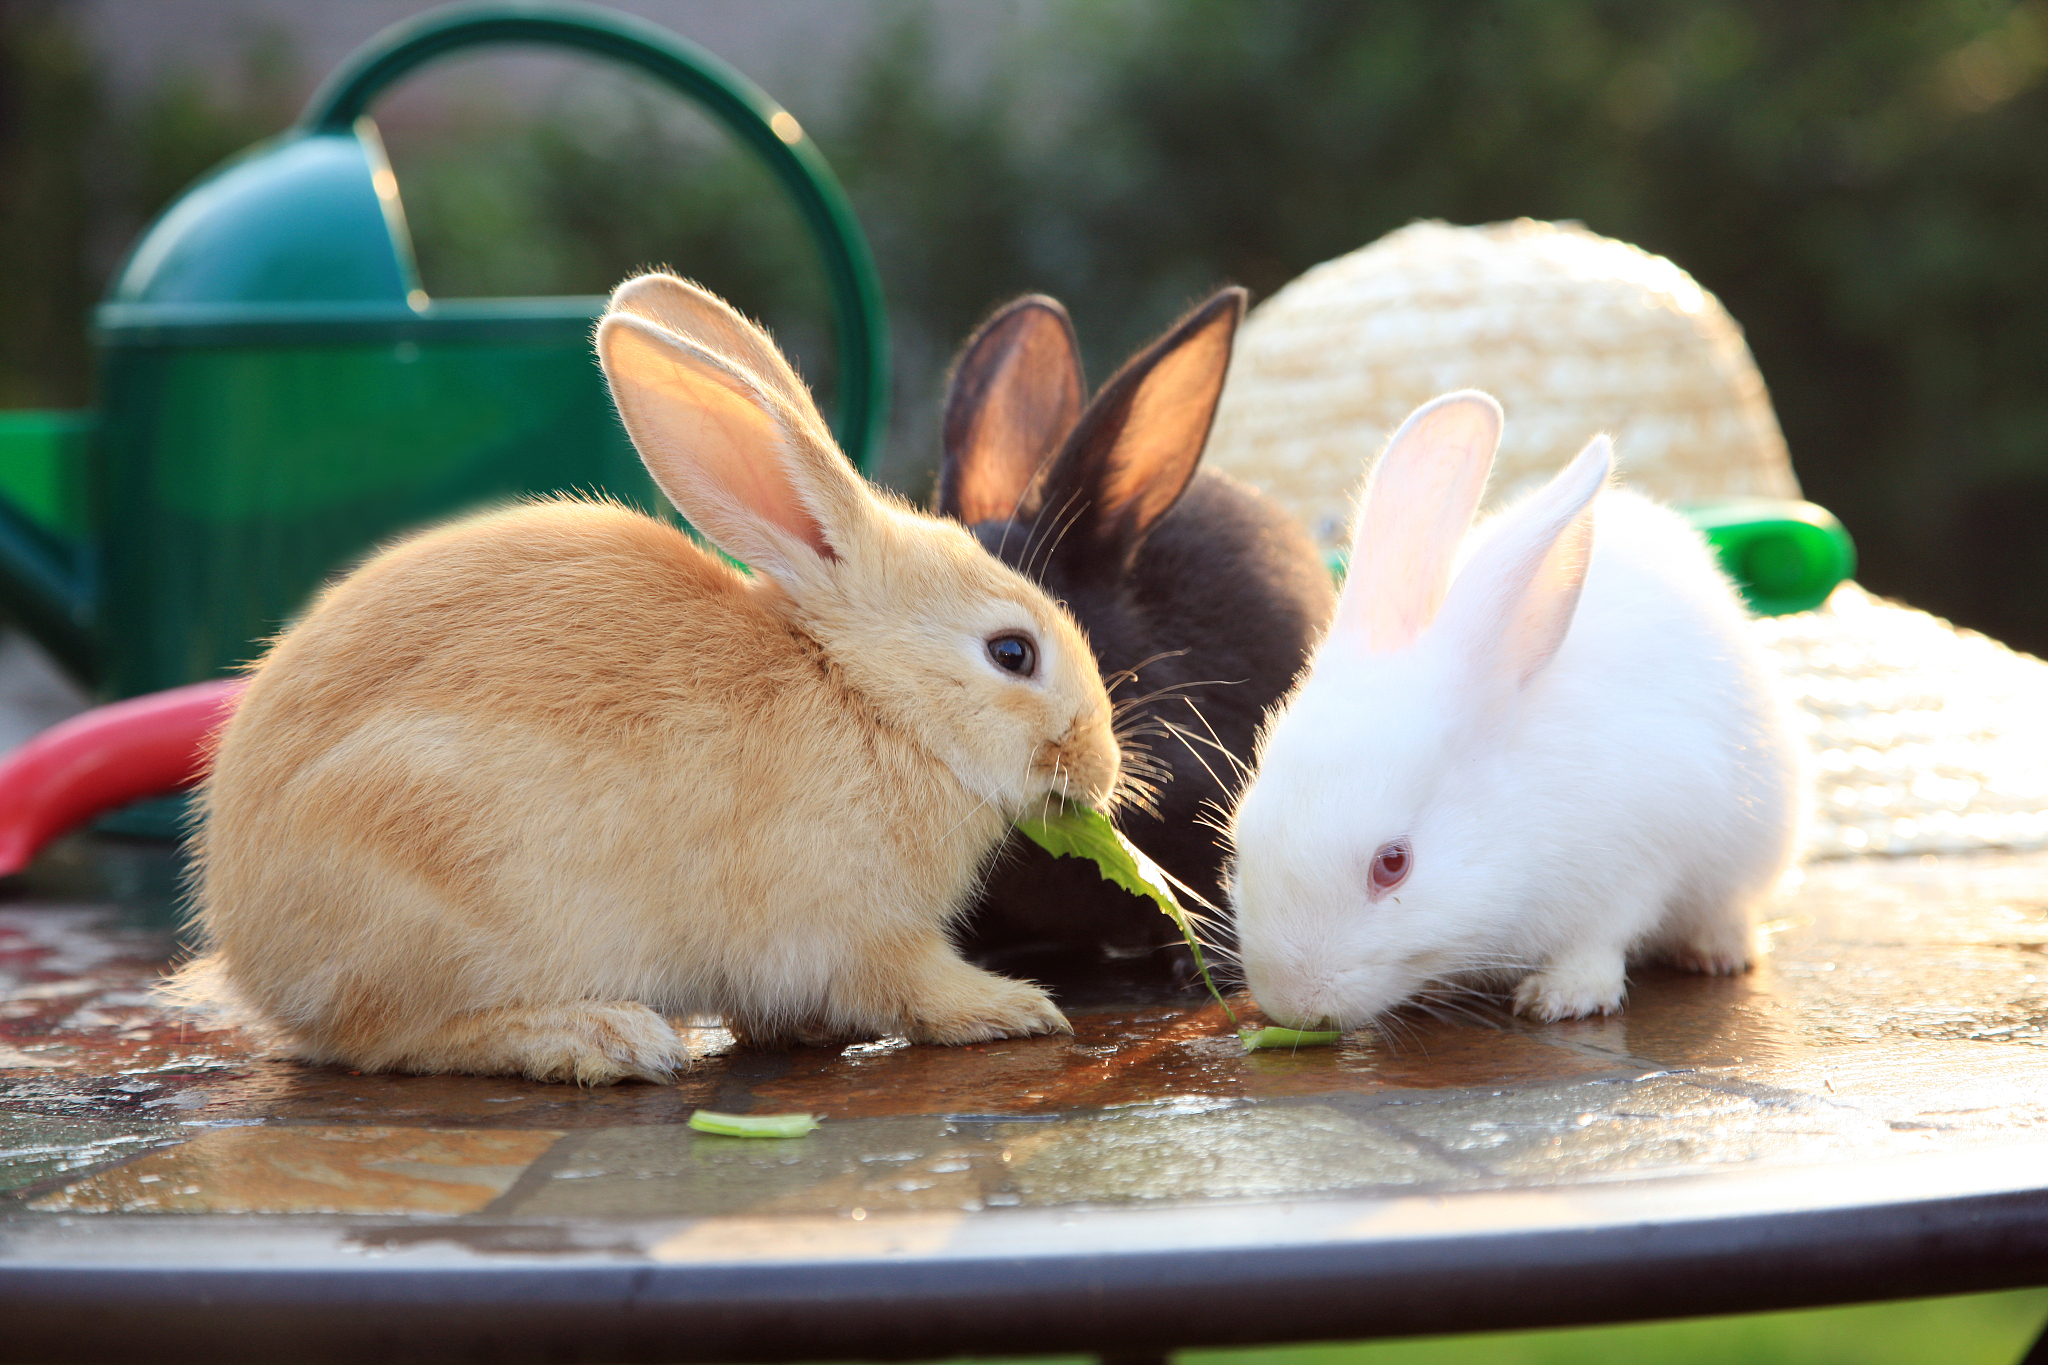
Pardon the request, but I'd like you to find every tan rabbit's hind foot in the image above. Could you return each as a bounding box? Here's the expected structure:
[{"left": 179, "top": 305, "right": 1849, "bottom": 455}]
[
  {"left": 384, "top": 1001, "right": 690, "bottom": 1085},
  {"left": 902, "top": 972, "right": 1071, "bottom": 1046}
]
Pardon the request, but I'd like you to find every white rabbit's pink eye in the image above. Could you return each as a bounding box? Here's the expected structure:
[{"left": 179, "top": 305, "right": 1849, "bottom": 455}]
[
  {"left": 1368, "top": 840, "right": 1411, "bottom": 898},
  {"left": 986, "top": 633, "right": 1038, "bottom": 678}
]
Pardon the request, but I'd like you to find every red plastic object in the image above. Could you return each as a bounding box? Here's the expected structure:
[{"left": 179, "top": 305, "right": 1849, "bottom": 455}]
[{"left": 0, "top": 676, "right": 246, "bottom": 875}]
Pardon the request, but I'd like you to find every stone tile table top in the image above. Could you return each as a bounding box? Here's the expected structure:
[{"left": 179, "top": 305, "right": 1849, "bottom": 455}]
[{"left": 1, "top": 837, "right": 2044, "bottom": 1363}]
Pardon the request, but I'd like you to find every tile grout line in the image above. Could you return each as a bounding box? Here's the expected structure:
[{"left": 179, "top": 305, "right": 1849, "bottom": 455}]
[{"left": 475, "top": 1128, "right": 592, "bottom": 1218}]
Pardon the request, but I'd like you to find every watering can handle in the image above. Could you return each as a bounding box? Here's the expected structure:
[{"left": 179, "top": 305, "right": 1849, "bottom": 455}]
[{"left": 296, "top": 1, "right": 889, "bottom": 469}]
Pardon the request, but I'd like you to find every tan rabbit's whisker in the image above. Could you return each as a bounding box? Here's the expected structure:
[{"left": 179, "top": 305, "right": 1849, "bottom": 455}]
[
  {"left": 1026, "top": 488, "right": 1095, "bottom": 584},
  {"left": 1110, "top": 720, "right": 1174, "bottom": 749},
  {"left": 1112, "top": 774, "right": 1163, "bottom": 819},
  {"left": 992, "top": 454, "right": 1042, "bottom": 564},
  {"left": 1020, "top": 484, "right": 1088, "bottom": 584},
  {"left": 1019, "top": 474, "right": 1083, "bottom": 563},
  {"left": 1108, "top": 674, "right": 1244, "bottom": 717},
  {"left": 1115, "top": 763, "right": 1171, "bottom": 796},
  {"left": 1103, "top": 648, "right": 1193, "bottom": 697}
]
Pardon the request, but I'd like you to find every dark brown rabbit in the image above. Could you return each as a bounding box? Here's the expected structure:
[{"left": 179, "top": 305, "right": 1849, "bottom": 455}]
[{"left": 937, "top": 289, "right": 1336, "bottom": 989}]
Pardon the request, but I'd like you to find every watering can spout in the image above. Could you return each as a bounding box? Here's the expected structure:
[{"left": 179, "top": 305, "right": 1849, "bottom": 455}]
[
  {"left": 0, "top": 413, "right": 97, "bottom": 686},
  {"left": 0, "top": 501, "right": 94, "bottom": 684}
]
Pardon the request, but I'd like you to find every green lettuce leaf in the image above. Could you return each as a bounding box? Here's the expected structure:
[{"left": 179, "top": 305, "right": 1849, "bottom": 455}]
[{"left": 1014, "top": 801, "right": 1238, "bottom": 1027}]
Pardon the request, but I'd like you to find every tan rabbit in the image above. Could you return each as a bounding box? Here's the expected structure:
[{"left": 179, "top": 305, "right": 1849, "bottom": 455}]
[{"left": 171, "top": 274, "right": 1119, "bottom": 1084}]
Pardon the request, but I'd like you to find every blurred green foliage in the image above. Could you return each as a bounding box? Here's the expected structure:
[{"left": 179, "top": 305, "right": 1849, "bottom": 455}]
[
  {"left": 0, "top": 4, "right": 304, "bottom": 410},
  {"left": 1, "top": 0, "right": 2045, "bottom": 650},
  {"left": 1055, "top": 0, "right": 2048, "bottom": 653},
  {"left": 0, "top": 1, "right": 93, "bottom": 410},
  {"left": 384, "top": 70, "right": 839, "bottom": 425},
  {"left": 973, "top": 1287, "right": 2048, "bottom": 1365},
  {"left": 1180, "top": 1286, "right": 2048, "bottom": 1364}
]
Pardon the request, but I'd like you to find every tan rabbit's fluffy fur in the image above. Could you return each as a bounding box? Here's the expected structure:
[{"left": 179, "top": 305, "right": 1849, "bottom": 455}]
[{"left": 173, "top": 276, "right": 1118, "bottom": 1084}]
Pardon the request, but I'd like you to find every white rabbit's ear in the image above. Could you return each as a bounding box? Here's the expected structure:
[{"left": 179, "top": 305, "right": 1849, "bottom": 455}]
[
  {"left": 1334, "top": 391, "right": 1501, "bottom": 654},
  {"left": 938, "top": 295, "right": 1084, "bottom": 526},
  {"left": 1442, "top": 434, "right": 1611, "bottom": 690},
  {"left": 606, "top": 273, "right": 815, "bottom": 416},
  {"left": 598, "top": 312, "right": 864, "bottom": 580}
]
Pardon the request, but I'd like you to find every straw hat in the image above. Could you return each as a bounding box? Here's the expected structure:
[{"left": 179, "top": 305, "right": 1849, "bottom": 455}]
[
  {"left": 1206, "top": 218, "right": 1800, "bottom": 548},
  {"left": 1207, "top": 219, "right": 2048, "bottom": 860}
]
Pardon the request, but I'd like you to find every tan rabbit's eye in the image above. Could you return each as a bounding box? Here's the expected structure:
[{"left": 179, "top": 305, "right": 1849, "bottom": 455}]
[{"left": 986, "top": 633, "right": 1038, "bottom": 678}]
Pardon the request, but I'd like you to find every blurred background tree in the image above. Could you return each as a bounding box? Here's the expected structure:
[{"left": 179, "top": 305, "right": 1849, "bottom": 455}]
[{"left": 1, "top": 0, "right": 2044, "bottom": 651}]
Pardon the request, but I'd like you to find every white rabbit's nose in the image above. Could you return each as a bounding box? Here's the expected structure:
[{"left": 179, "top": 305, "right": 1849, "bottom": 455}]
[
  {"left": 1245, "top": 972, "right": 1335, "bottom": 1031},
  {"left": 1263, "top": 1005, "right": 1336, "bottom": 1031}
]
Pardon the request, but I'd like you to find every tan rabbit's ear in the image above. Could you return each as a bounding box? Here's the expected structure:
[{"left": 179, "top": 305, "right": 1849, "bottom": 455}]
[
  {"left": 938, "top": 295, "right": 1084, "bottom": 526},
  {"left": 598, "top": 312, "right": 866, "bottom": 579},
  {"left": 606, "top": 274, "right": 816, "bottom": 418},
  {"left": 1334, "top": 391, "right": 1501, "bottom": 655}
]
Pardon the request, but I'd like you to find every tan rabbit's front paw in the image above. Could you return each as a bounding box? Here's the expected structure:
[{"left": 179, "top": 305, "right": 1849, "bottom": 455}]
[
  {"left": 410, "top": 1001, "right": 690, "bottom": 1084},
  {"left": 904, "top": 971, "right": 1071, "bottom": 1045},
  {"left": 537, "top": 1002, "right": 692, "bottom": 1084}
]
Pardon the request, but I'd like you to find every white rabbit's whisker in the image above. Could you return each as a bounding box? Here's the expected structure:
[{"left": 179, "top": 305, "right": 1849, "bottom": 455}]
[
  {"left": 1176, "top": 696, "right": 1254, "bottom": 782},
  {"left": 1156, "top": 719, "right": 1236, "bottom": 796}
]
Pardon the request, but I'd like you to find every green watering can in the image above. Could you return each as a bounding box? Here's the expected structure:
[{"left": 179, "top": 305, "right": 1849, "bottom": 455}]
[{"left": 0, "top": 1, "right": 887, "bottom": 702}]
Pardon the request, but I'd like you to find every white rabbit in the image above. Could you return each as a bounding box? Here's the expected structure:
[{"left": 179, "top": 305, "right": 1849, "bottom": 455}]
[{"left": 1229, "top": 391, "right": 1805, "bottom": 1027}]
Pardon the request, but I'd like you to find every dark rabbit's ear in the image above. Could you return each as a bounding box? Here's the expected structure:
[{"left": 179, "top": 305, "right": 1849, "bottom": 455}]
[
  {"left": 938, "top": 296, "right": 1085, "bottom": 526},
  {"left": 1043, "top": 287, "right": 1245, "bottom": 563}
]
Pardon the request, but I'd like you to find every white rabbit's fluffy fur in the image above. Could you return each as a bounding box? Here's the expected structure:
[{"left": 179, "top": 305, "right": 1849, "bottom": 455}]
[{"left": 1230, "top": 391, "right": 1805, "bottom": 1028}]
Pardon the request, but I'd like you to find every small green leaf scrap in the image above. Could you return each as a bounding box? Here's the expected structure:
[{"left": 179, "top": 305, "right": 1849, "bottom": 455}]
[
  {"left": 688, "top": 1109, "right": 820, "bottom": 1138},
  {"left": 1239, "top": 1026, "right": 1342, "bottom": 1050}
]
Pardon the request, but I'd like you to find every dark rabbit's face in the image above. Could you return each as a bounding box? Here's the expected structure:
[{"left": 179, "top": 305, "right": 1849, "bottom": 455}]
[
  {"left": 936, "top": 288, "right": 1336, "bottom": 983},
  {"left": 938, "top": 289, "right": 1244, "bottom": 805}
]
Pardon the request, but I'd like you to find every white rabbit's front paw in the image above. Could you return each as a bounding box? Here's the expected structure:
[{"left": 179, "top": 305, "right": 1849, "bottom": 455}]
[{"left": 1512, "top": 954, "right": 1626, "bottom": 1022}]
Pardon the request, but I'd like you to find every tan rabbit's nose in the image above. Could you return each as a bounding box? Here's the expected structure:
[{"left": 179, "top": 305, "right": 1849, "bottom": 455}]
[{"left": 1043, "top": 713, "right": 1120, "bottom": 810}]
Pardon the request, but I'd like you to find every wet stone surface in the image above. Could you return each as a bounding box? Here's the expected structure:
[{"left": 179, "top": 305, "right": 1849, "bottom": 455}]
[{"left": 1, "top": 837, "right": 2044, "bottom": 1225}]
